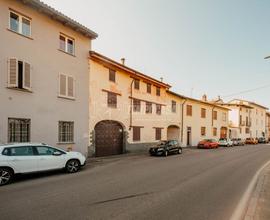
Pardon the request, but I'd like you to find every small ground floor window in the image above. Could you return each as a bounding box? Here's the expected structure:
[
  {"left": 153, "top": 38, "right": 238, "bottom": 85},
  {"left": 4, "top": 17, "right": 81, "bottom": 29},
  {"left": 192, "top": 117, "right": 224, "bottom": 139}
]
[
  {"left": 58, "top": 121, "right": 74, "bottom": 143},
  {"left": 8, "top": 118, "right": 31, "bottom": 143}
]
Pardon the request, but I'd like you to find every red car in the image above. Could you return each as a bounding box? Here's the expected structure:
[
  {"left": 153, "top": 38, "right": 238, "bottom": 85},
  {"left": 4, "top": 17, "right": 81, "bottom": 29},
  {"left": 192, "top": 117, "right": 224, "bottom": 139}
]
[{"left": 198, "top": 139, "right": 219, "bottom": 149}]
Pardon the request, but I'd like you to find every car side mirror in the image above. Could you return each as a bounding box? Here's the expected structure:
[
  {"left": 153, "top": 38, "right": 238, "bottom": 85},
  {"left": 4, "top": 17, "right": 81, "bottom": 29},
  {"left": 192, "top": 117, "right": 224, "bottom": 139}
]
[{"left": 53, "top": 151, "right": 62, "bottom": 156}]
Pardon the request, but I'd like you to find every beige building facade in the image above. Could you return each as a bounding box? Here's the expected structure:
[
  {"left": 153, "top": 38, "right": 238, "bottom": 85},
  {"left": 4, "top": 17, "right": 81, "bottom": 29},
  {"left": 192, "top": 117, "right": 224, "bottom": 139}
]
[
  {"left": 0, "top": 0, "right": 97, "bottom": 155},
  {"left": 89, "top": 52, "right": 230, "bottom": 157},
  {"left": 220, "top": 99, "right": 268, "bottom": 140}
]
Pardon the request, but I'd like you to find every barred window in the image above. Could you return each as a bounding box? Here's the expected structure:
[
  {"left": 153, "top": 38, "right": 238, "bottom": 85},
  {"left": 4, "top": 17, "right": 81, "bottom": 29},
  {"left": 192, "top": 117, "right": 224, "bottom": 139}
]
[
  {"left": 58, "top": 121, "right": 74, "bottom": 143},
  {"left": 133, "top": 99, "right": 141, "bottom": 112},
  {"left": 8, "top": 118, "right": 31, "bottom": 143},
  {"left": 107, "top": 92, "right": 117, "bottom": 108}
]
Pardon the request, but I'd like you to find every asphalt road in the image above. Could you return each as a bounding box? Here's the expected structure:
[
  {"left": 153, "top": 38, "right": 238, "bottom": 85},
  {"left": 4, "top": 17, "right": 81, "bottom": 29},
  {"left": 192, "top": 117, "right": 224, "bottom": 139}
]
[{"left": 1, "top": 145, "right": 270, "bottom": 220}]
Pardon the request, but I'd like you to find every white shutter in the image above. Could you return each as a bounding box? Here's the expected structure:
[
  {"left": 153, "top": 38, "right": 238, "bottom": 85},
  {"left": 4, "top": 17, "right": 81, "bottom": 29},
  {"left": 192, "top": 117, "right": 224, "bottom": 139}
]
[
  {"left": 67, "top": 76, "right": 74, "bottom": 98},
  {"left": 59, "top": 74, "right": 67, "bottom": 96},
  {"left": 8, "top": 58, "right": 18, "bottom": 87},
  {"left": 23, "top": 62, "right": 31, "bottom": 90}
]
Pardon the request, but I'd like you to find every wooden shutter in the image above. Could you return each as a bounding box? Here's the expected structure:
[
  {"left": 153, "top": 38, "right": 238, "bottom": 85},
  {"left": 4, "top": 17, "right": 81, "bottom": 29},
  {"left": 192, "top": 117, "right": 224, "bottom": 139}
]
[
  {"left": 133, "top": 127, "right": 141, "bottom": 141},
  {"left": 67, "top": 76, "right": 74, "bottom": 97},
  {"left": 59, "top": 74, "right": 67, "bottom": 96},
  {"left": 8, "top": 58, "right": 18, "bottom": 87},
  {"left": 109, "top": 69, "right": 115, "bottom": 82},
  {"left": 155, "top": 128, "right": 162, "bottom": 140},
  {"left": 23, "top": 62, "right": 31, "bottom": 90}
]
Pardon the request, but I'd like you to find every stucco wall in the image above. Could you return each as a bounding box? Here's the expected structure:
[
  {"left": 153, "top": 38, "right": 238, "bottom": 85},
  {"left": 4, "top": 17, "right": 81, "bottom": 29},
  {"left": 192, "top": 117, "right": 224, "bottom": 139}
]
[{"left": 0, "top": 0, "right": 91, "bottom": 155}]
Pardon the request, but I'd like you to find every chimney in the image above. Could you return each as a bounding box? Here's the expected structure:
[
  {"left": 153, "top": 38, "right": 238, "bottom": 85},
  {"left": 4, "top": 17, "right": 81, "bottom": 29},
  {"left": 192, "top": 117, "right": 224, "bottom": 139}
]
[
  {"left": 160, "top": 77, "right": 163, "bottom": 82},
  {"left": 121, "top": 58, "right": 125, "bottom": 65},
  {"left": 202, "top": 94, "right": 207, "bottom": 102}
]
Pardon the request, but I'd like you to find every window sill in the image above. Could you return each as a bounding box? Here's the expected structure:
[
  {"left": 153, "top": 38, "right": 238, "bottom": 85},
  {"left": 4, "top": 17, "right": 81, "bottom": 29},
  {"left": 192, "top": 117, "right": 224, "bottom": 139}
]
[
  {"left": 57, "top": 142, "right": 75, "bottom": 145},
  {"left": 58, "top": 49, "right": 76, "bottom": 57},
  {"left": 7, "top": 87, "right": 33, "bottom": 93},
  {"left": 7, "top": 28, "right": 33, "bottom": 40},
  {"left": 58, "top": 95, "right": 75, "bottom": 101}
]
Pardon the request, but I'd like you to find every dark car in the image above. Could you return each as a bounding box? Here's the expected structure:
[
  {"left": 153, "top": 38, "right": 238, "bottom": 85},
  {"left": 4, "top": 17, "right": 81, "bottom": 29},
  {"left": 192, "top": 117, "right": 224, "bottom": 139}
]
[
  {"left": 258, "top": 137, "right": 267, "bottom": 144},
  {"left": 149, "top": 140, "right": 182, "bottom": 157}
]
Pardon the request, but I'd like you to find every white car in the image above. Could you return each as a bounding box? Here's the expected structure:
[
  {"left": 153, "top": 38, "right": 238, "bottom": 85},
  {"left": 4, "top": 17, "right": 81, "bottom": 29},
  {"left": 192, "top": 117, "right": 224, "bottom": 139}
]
[
  {"left": 0, "top": 143, "right": 86, "bottom": 186},
  {"left": 218, "top": 138, "right": 233, "bottom": 147}
]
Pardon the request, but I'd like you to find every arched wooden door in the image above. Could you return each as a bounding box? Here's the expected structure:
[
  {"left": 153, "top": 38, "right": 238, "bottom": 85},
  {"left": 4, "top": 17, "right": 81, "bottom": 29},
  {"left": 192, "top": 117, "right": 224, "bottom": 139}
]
[{"left": 95, "top": 120, "right": 123, "bottom": 157}]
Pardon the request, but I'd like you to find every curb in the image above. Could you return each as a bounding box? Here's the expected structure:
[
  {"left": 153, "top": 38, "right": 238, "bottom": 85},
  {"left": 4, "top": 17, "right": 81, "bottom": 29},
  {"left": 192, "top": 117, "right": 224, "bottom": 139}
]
[{"left": 230, "top": 160, "right": 270, "bottom": 220}]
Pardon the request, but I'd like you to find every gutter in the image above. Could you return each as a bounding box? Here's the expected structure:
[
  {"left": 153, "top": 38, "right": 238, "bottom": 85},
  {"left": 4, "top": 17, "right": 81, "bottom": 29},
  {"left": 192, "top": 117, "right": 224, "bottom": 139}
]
[
  {"left": 129, "top": 79, "right": 135, "bottom": 130},
  {"left": 181, "top": 99, "right": 187, "bottom": 144}
]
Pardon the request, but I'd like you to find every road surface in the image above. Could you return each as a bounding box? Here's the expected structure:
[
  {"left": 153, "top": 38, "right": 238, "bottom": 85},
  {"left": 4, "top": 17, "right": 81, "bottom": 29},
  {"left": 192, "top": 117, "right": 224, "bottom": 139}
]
[{"left": 1, "top": 145, "right": 270, "bottom": 220}]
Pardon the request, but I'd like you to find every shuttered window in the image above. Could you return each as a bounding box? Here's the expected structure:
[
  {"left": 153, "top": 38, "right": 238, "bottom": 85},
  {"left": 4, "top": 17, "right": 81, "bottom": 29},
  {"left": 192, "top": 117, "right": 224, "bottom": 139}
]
[
  {"left": 59, "top": 74, "right": 75, "bottom": 99},
  {"left": 109, "top": 69, "right": 116, "bottom": 82},
  {"left": 58, "top": 121, "right": 74, "bottom": 143},
  {"left": 107, "top": 92, "right": 117, "bottom": 108},
  {"left": 147, "top": 83, "right": 151, "bottom": 94},
  {"left": 172, "top": 101, "right": 176, "bottom": 113},
  {"left": 155, "top": 128, "right": 162, "bottom": 140},
  {"left": 146, "top": 102, "right": 152, "bottom": 114},
  {"left": 201, "top": 127, "right": 206, "bottom": 136},
  {"left": 156, "top": 87, "right": 161, "bottom": 96},
  {"left": 213, "top": 127, "right": 217, "bottom": 136},
  {"left": 186, "top": 105, "right": 192, "bottom": 116},
  {"left": 133, "top": 127, "right": 141, "bottom": 141},
  {"left": 134, "top": 79, "right": 140, "bottom": 90},
  {"left": 8, "top": 58, "right": 31, "bottom": 91},
  {"left": 133, "top": 99, "right": 141, "bottom": 112},
  {"left": 201, "top": 108, "right": 206, "bottom": 118},
  {"left": 156, "top": 104, "right": 162, "bottom": 115},
  {"left": 213, "top": 111, "right": 217, "bottom": 120}
]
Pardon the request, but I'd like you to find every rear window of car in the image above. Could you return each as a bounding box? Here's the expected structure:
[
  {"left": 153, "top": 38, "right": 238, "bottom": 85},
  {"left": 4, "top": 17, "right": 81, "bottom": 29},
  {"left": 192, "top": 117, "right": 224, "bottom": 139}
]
[{"left": 2, "top": 148, "right": 10, "bottom": 156}]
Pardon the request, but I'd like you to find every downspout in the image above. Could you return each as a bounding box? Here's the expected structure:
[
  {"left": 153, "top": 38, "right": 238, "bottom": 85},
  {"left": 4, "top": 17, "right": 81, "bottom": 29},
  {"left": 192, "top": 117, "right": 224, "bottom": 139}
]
[
  {"left": 181, "top": 99, "right": 187, "bottom": 144},
  {"left": 129, "top": 79, "right": 135, "bottom": 130}
]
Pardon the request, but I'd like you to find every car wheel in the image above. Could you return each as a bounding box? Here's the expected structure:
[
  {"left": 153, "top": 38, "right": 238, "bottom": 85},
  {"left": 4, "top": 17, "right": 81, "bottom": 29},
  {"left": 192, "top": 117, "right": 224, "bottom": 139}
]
[
  {"left": 178, "top": 148, "right": 182, "bottom": 154},
  {"left": 164, "top": 151, "right": 168, "bottom": 157},
  {"left": 0, "top": 168, "right": 13, "bottom": 186},
  {"left": 66, "top": 160, "right": 80, "bottom": 173}
]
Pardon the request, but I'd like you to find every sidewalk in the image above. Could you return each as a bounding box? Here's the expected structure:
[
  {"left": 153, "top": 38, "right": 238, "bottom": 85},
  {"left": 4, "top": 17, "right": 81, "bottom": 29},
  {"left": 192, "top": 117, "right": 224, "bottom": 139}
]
[{"left": 245, "top": 163, "right": 270, "bottom": 220}]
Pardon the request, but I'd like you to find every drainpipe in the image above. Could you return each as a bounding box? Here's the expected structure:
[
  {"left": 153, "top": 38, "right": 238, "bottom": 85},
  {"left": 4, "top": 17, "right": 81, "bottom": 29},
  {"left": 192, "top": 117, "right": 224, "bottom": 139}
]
[
  {"left": 181, "top": 99, "right": 187, "bottom": 144},
  {"left": 129, "top": 79, "right": 135, "bottom": 130}
]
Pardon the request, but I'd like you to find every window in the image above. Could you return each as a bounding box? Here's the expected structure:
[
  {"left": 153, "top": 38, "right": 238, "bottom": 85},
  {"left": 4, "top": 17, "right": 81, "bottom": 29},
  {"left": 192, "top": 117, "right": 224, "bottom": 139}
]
[
  {"left": 240, "top": 115, "right": 242, "bottom": 125},
  {"left": 8, "top": 58, "right": 31, "bottom": 90},
  {"left": 146, "top": 102, "right": 152, "bottom": 114},
  {"left": 246, "top": 117, "right": 249, "bottom": 126},
  {"left": 156, "top": 104, "right": 162, "bottom": 115},
  {"left": 10, "top": 147, "right": 33, "bottom": 156},
  {"left": 59, "top": 34, "right": 75, "bottom": 55},
  {"left": 201, "top": 127, "right": 206, "bottom": 136},
  {"left": 9, "top": 11, "right": 31, "bottom": 37},
  {"left": 155, "top": 128, "right": 162, "bottom": 140},
  {"left": 134, "top": 79, "right": 140, "bottom": 90},
  {"left": 36, "top": 146, "right": 63, "bottom": 156},
  {"left": 240, "top": 128, "right": 242, "bottom": 134},
  {"left": 59, "top": 74, "right": 75, "bottom": 99},
  {"left": 133, "top": 99, "right": 141, "bottom": 112},
  {"left": 213, "top": 127, "right": 217, "bottom": 136},
  {"left": 245, "top": 127, "right": 250, "bottom": 134},
  {"left": 201, "top": 108, "right": 206, "bottom": 118},
  {"left": 147, "top": 83, "right": 151, "bottom": 94},
  {"left": 156, "top": 87, "right": 161, "bottom": 96},
  {"left": 107, "top": 92, "right": 117, "bottom": 108},
  {"left": 213, "top": 111, "right": 217, "bottom": 120},
  {"left": 58, "top": 121, "right": 74, "bottom": 143},
  {"left": 186, "top": 105, "right": 192, "bottom": 116},
  {"left": 222, "top": 112, "right": 226, "bottom": 122},
  {"left": 109, "top": 69, "right": 116, "bottom": 82},
  {"left": 8, "top": 118, "right": 31, "bottom": 143},
  {"left": 172, "top": 101, "right": 176, "bottom": 113},
  {"left": 133, "top": 127, "right": 141, "bottom": 141}
]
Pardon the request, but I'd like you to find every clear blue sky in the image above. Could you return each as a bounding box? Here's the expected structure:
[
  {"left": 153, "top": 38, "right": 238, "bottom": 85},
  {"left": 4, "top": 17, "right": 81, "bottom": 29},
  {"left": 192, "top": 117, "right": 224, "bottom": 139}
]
[{"left": 44, "top": 0, "right": 270, "bottom": 108}]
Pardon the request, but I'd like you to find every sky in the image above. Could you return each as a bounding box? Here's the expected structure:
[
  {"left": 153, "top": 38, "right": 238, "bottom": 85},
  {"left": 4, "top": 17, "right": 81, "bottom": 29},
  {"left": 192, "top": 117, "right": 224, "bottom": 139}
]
[{"left": 43, "top": 0, "right": 270, "bottom": 108}]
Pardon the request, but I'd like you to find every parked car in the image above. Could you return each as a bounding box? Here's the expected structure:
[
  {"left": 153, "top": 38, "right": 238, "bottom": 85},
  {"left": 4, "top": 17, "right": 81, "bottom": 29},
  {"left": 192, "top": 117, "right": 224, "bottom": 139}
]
[
  {"left": 258, "top": 137, "right": 267, "bottom": 144},
  {"left": 245, "top": 138, "right": 258, "bottom": 145},
  {"left": 237, "top": 138, "right": 245, "bottom": 146},
  {"left": 197, "top": 139, "right": 219, "bottom": 149},
  {"left": 0, "top": 143, "right": 86, "bottom": 186},
  {"left": 149, "top": 140, "right": 182, "bottom": 156},
  {"left": 218, "top": 138, "right": 233, "bottom": 147}
]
